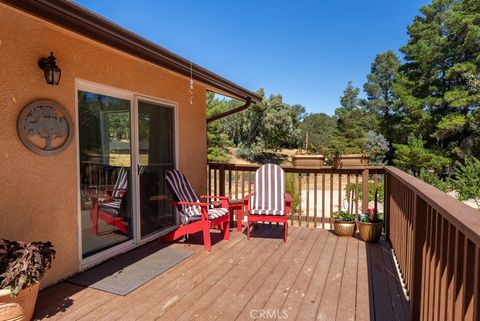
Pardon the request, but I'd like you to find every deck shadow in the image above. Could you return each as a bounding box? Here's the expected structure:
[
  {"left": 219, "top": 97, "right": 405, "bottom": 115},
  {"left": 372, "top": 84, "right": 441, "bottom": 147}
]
[
  {"left": 365, "top": 235, "right": 410, "bottom": 321},
  {"left": 242, "top": 222, "right": 286, "bottom": 240}
]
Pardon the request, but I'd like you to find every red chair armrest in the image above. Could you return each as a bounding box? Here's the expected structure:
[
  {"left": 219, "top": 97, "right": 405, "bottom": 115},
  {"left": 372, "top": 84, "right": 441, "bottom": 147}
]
[
  {"left": 171, "top": 201, "right": 209, "bottom": 207},
  {"left": 199, "top": 195, "right": 230, "bottom": 208},
  {"left": 171, "top": 200, "right": 209, "bottom": 220},
  {"left": 199, "top": 195, "right": 229, "bottom": 200}
]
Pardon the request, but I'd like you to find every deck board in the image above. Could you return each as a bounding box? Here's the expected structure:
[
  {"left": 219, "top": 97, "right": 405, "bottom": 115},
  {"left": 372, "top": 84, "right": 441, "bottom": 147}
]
[
  {"left": 279, "top": 230, "right": 328, "bottom": 320},
  {"left": 33, "top": 226, "right": 408, "bottom": 321},
  {"left": 316, "top": 236, "right": 348, "bottom": 320},
  {"left": 336, "top": 237, "right": 359, "bottom": 321},
  {"left": 234, "top": 228, "right": 315, "bottom": 320},
  {"left": 195, "top": 227, "right": 302, "bottom": 321}
]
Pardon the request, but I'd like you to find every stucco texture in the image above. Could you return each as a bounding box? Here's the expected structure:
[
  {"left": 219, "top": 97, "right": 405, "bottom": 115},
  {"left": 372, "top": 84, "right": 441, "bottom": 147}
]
[{"left": 0, "top": 4, "right": 207, "bottom": 285}]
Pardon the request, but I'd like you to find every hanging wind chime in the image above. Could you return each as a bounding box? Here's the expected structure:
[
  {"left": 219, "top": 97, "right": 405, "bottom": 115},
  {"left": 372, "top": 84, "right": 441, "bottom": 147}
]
[{"left": 189, "top": 61, "right": 194, "bottom": 104}]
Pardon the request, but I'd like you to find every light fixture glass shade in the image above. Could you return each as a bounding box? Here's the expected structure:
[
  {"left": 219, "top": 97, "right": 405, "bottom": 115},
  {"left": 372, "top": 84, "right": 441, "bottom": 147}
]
[
  {"left": 38, "top": 52, "right": 61, "bottom": 85},
  {"left": 51, "top": 67, "right": 61, "bottom": 85}
]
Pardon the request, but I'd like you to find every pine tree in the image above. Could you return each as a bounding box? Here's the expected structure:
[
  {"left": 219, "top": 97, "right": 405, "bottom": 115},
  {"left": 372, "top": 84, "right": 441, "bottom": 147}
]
[
  {"left": 364, "top": 51, "right": 401, "bottom": 150},
  {"left": 398, "top": 0, "right": 480, "bottom": 160},
  {"left": 331, "top": 82, "right": 375, "bottom": 152}
]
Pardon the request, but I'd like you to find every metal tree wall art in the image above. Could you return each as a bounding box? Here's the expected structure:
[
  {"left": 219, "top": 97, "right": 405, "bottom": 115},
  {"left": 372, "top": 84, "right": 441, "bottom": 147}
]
[{"left": 17, "top": 100, "right": 73, "bottom": 155}]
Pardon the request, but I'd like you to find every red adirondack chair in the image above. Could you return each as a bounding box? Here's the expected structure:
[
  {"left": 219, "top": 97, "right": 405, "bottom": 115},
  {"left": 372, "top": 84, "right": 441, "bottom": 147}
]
[
  {"left": 162, "top": 169, "right": 230, "bottom": 251},
  {"left": 244, "top": 164, "right": 291, "bottom": 242},
  {"left": 89, "top": 167, "right": 129, "bottom": 235}
]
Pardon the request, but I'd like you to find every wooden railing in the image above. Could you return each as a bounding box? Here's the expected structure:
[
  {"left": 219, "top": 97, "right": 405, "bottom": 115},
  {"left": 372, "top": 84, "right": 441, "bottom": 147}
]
[
  {"left": 208, "top": 162, "right": 480, "bottom": 320},
  {"left": 385, "top": 166, "right": 480, "bottom": 321},
  {"left": 207, "top": 163, "right": 384, "bottom": 228}
]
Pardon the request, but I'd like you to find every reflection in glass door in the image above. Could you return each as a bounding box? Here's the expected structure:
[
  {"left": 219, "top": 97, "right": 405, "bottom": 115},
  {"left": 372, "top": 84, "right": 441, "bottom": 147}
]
[
  {"left": 78, "top": 90, "right": 133, "bottom": 258},
  {"left": 137, "top": 100, "right": 176, "bottom": 238}
]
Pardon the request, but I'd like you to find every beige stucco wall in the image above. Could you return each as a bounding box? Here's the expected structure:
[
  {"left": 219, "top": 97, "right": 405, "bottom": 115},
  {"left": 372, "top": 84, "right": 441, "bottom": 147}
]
[{"left": 0, "top": 4, "right": 207, "bottom": 285}]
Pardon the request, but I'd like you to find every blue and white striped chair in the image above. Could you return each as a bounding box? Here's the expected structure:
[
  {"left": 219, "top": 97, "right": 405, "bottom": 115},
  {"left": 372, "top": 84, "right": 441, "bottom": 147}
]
[
  {"left": 90, "top": 167, "right": 129, "bottom": 235},
  {"left": 244, "top": 164, "right": 291, "bottom": 242},
  {"left": 163, "top": 169, "right": 230, "bottom": 251}
]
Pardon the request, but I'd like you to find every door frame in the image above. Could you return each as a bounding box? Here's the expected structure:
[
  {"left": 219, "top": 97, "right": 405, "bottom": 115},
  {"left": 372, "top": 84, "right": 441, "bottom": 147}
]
[
  {"left": 133, "top": 95, "right": 179, "bottom": 245},
  {"left": 75, "top": 79, "right": 179, "bottom": 270}
]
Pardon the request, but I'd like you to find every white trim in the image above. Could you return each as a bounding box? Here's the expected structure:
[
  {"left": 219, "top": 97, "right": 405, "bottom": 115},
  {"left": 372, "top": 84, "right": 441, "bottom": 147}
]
[
  {"left": 75, "top": 78, "right": 179, "bottom": 269},
  {"left": 80, "top": 240, "right": 136, "bottom": 271},
  {"left": 75, "top": 79, "right": 133, "bottom": 100},
  {"left": 74, "top": 81, "right": 82, "bottom": 264},
  {"left": 131, "top": 95, "right": 140, "bottom": 242},
  {"left": 139, "top": 225, "right": 178, "bottom": 245}
]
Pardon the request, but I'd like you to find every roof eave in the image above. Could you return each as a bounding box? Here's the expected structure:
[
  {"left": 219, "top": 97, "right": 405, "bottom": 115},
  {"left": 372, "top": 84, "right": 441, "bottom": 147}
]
[{"left": 1, "top": 0, "right": 262, "bottom": 104}]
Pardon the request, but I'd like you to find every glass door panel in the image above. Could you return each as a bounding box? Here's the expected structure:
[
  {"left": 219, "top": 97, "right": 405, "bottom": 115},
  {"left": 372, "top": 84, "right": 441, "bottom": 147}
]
[
  {"left": 78, "top": 91, "right": 133, "bottom": 258},
  {"left": 138, "top": 100, "right": 176, "bottom": 237}
]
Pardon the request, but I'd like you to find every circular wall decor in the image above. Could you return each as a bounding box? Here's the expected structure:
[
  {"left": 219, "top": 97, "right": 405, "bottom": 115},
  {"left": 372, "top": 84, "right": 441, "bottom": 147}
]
[{"left": 17, "top": 100, "right": 73, "bottom": 155}]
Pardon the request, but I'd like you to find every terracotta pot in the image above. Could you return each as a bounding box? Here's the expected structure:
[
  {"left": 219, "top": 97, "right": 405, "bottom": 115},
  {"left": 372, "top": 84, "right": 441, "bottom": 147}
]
[
  {"left": 0, "top": 282, "right": 40, "bottom": 321},
  {"left": 333, "top": 154, "right": 369, "bottom": 168},
  {"left": 291, "top": 155, "right": 325, "bottom": 168},
  {"left": 333, "top": 221, "right": 356, "bottom": 237},
  {"left": 357, "top": 221, "right": 383, "bottom": 242}
]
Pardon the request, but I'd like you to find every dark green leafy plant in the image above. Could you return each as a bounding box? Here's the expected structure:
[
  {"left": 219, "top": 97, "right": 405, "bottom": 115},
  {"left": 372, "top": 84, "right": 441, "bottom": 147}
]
[
  {"left": 0, "top": 240, "right": 56, "bottom": 296},
  {"left": 332, "top": 211, "right": 355, "bottom": 222}
]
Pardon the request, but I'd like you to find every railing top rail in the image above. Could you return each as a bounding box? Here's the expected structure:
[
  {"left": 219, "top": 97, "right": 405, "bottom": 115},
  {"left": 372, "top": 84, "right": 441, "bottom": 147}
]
[
  {"left": 385, "top": 166, "right": 480, "bottom": 245},
  {"left": 208, "top": 162, "right": 385, "bottom": 174}
]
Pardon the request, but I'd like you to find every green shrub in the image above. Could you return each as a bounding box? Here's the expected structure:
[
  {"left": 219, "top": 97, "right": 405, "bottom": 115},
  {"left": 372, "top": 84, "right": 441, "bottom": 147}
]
[
  {"left": 285, "top": 173, "right": 300, "bottom": 214},
  {"left": 347, "top": 180, "right": 384, "bottom": 204},
  {"left": 450, "top": 157, "right": 480, "bottom": 209},
  {"left": 417, "top": 169, "right": 451, "bottom": 192},
  {"left": 363, "top": 131, "right": 389, "bottom": 165}
]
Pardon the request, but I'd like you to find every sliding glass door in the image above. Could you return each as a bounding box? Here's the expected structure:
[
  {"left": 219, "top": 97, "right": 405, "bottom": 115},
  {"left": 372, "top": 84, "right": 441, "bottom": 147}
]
[
  {"left": 78, "top": 90, "right": 133, "bottom": 258},
  {"left": 77, "top": 84, "right": 177, "bottom": 260},
  {"left": 137, "top": 100, "right": 175, "bottom": 238}
]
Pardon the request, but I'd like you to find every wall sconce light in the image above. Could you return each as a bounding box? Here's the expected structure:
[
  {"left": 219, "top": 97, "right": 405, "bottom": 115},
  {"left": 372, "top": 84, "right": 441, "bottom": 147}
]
[{"left": 38, "top": 52, "right": 61, "bottom": 85}]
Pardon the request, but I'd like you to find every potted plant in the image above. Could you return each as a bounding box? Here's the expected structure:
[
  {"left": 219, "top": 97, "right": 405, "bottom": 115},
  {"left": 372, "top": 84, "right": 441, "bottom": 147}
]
[
  {"left": 0, "top": 240, "right": 55, "bottom": 321},
  {"left": 357, "top": 208, "right": 383, "bottom": 242},
  {"left": 332, "top": 211, "right": 356, "bottom": 236}
]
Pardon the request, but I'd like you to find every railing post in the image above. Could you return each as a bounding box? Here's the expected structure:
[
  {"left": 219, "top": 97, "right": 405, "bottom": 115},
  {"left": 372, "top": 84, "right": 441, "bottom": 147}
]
[
  {"left": 219, "top": 165, "right": 226, "bottom": 196},
  {"left": 410, "top": 195, "right": 427, "bottom": 321},
  {"left": 385, "top": 171, "right": 391, "bottom": 241},
  {"left": 362, "top": 168, "right": 369, "bottom": 213}
]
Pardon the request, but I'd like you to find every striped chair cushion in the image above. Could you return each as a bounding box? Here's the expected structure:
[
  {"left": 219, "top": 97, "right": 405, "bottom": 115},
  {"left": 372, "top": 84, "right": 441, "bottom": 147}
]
[
  {"left": 188, "top": 208, "right": 229, "bottom": 222},
  {"left": 166, "top": 169, "right": 222, "bottom": 224},
  {"left": 97, "top": 167, "right": 129, "bottom": 216},
  {"left": 112, "top": 167, "right": 128, "bottom": 198},
  {"left": 98, "top": 200, "right": 122, "bottom": 216},
  {"left": 250, "top": 164, "right": 286, "bottom": 216}
]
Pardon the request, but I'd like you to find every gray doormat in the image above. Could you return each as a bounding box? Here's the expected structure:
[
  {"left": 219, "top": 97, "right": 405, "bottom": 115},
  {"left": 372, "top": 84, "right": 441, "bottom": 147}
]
[{"left": 68, "top": 244, "right": 193, "bottom": 296}]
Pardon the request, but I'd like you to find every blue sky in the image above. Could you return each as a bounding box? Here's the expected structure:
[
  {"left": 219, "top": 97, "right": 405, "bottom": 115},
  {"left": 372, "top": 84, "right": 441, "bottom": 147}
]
[{"left": 75, "top": 0, "right": 430, "bottom": 115}]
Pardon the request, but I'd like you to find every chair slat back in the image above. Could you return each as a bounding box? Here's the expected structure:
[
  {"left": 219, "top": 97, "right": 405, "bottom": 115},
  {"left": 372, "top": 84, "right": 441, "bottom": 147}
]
[
  {"left": 112, "top": 167, "right": 128, "bottom": 198},
  {"left": 252, "top": 164, "right": 285, "bottom": 215},
  {"left": 165, "top": 169, "right": 200, "bottom": 224}
]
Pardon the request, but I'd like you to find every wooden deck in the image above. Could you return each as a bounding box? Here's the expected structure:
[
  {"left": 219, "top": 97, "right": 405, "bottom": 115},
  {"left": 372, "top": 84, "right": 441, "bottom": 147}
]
[{"left": 33, "top": 225, "right": 408, "bottom": 321}]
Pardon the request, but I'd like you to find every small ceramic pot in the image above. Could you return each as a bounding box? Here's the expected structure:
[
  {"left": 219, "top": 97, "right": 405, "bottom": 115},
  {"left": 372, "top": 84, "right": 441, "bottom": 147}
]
[{"left": 333, "top": 221, "right": 356, "bottom": 237}]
